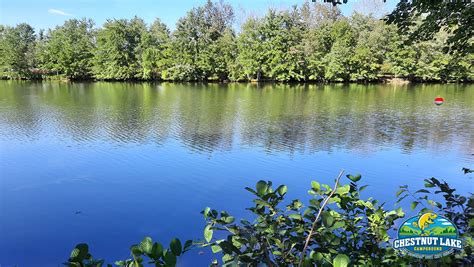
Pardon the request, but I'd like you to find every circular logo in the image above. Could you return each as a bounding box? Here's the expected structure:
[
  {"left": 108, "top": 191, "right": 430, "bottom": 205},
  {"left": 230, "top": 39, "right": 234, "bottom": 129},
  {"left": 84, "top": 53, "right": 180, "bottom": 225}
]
[{"left": 393, "top": 213, "right": 463, "bottom": 259}]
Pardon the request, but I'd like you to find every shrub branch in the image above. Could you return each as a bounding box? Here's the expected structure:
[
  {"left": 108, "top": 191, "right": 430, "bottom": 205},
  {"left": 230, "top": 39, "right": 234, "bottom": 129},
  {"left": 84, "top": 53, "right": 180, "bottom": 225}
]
[{"left": 298, "top": 169, "right": 344, "bottom": 267}]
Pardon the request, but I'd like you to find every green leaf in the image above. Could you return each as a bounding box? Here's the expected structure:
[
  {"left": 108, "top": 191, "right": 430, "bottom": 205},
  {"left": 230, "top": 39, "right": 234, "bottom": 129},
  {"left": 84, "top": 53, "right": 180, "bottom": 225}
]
[
  {"left": 396, "top": 207, "right": 404, "bottom": 217},
  {"left": 70, "top": 243, "right": 89, "bottom": 261},
  {"left": 333, "top": 254, "right": 350, "bottom": 267},
  {"left": 163, "top": 250, "right": 177, "bottom": 267},
  {"left": 289, "top": 214, "right": 303, "bottom": 221},
  {"left": 322, "top": 212, "right": 334, "bottom": 227},
  {"left": 150, "top": 242, "right": 163, "bottom": 260},
  {"left": 311, "top": 181, "right": 321, "bottom": 191},
  {"left": 395, "top": 188, "right": 405, "bottom": 197},
  {"left": 428, "top": 200, "right": 442, "bottom": 208},
  {"left": 256, "top": 180, "right": 268, "bottom": 196},
  {"left": 254, "top": 199, "right": 271, "bottom": 207},
  {"left": 347, "top": 174, "right": 361, "bottom": 182},
  {"left": 170, "top": 238, "right": 182, "bottom": 256},
  {"left": 222, "top": 254, "right": 234, "bottom": 263},
  {"left": 139, "top": 237, "right": 153, "bottom": 254},
  {"left": 211, "top": 245, "right": 222, "bottom": 253},
  {"left": 396, "top": 194, "right": 408, "bottom": 203},
  {"left": 223, "top": 216, "right": 235, "bottom": 224},
  {"left": 410, "top": 201, "right": 419, "bottom": 210},
  {"left": 331, "top": 221, "right": 345, "bottom": 229},
  {"left": 415, "top": 189, "right": 430, "bottom": 194},
  {"left": 336, "top": 184, "right": 350, "bottom": 195},
  {"left": 244, "top": 187, "right": 257, "bottom": 195},
  {"left": 277, "top": 185, "right": 288, "bottom": 196},
  {"left": 424, "top": 181, "right": 435, "bottom": 188},
  {"left": 311, "top": 251, "right": 324, "bottom": 262},
  {"left": 183, "top": 240, "right": 193, "bottom": 252},
  {"left": 70, "top": 248, "right": 80, "bottom": 260},
  {"left": 302, "top": 257, "right": 312, "bottom": 267},
  {"left": 204, "top": 225, "right": 213, "bottom": 243},
  {"left": 203, "top": 207, "right": 211, "bottom": 219},
  {"left": 130, "top": 245, "right": 142, "bottom": 257}
]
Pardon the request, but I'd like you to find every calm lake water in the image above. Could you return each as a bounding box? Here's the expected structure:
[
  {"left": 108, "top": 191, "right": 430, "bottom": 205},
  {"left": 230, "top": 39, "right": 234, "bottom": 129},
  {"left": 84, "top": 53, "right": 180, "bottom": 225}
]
[{"left": 0, "top": 81, "right": 473, "bottom": 266}]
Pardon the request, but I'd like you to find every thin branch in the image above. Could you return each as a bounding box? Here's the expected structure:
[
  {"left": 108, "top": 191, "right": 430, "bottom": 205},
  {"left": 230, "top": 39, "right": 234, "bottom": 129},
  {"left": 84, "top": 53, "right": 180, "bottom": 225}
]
[{"left": 298, "top": 169, "right": 344, "bottom": 267}]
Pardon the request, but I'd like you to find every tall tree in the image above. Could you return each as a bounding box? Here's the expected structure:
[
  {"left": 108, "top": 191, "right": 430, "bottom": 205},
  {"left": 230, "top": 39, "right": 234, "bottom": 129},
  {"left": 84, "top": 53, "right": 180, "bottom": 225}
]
[
  {"left": 323, "top": 19, "right": 355, "bottom": 81},
  {"left": 238, "top": 8, "right": 306, "bottom": 81},
  {"left": 140, "top": 19, "right": 171, "bottom": 80},
  {"left": 386, "top": 0, "right": 473, "bottom": 54},
  {"left": 167, "top": 0, "right": 234, "bottom": 81},
  {"left": 0, "top": 23, "right": 36, "bottom": 77},
  {"left": 301, "top": 1, "right": 343, "bottom": 81},
  {"left": 318, "top": 0, "right": 473, "bottom": 54},
  {"left": 349, "top": 13, "right": 393, "bottom": 81},
  {"left": 38, "top": 19, "right": 95, "bottom": 79},
  {"left": 92, "top": 17, "right": 146, "bottom": 80},
  {"left": 236, "top": 17, "right": 265, "bottom": 81},
  {"left": 301, "top": 1, "right": 342, "bottom": 29}
]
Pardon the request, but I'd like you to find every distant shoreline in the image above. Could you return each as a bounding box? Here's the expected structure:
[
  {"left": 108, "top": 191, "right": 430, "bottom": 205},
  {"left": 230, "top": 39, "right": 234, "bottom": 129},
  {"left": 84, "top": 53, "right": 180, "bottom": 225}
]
[{"left": 1, "top": 76, "right": 473, "bottom": 84}]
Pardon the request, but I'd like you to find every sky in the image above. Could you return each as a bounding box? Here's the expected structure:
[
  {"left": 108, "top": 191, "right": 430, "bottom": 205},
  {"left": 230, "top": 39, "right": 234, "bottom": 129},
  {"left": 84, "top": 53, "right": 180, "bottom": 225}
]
[{"left": 0, "top": 0, "right": 399, "bottom": 31}]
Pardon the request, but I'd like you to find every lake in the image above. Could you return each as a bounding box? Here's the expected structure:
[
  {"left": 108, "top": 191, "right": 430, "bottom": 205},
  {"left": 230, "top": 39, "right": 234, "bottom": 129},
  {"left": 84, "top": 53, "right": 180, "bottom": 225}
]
[{"left": 0, "top": 81, "right": 472, "bottom": 266}]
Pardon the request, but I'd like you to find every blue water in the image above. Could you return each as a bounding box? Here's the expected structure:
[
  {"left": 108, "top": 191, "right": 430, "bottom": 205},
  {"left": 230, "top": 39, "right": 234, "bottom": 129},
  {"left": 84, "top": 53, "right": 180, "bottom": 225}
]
[{"left": 0, "top": 82, "right": 472, "bottom": 266}]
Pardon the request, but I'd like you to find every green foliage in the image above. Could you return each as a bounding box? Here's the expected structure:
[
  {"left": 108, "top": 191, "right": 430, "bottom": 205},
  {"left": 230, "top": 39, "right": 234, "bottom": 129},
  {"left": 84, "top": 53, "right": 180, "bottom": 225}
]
[
  {"left": 200, "top": 175, "right": 409, "bottom": 266},
  {"left": 139, "top": 19, "right": 171, "bottom": 80},
  {"left": 0, "top": 23, "right": 36, "bottom": 78},
  {"left": 92, "top": 17, "right": 148, "bottom": 80},
  {"left": 2, "top": 1, "right": 472, "bottom": 82},
  {"left": 320, "top": 0, "right": 472, "bottom": 54},
  {"left": 64, "top": 243, "right": 108, "bottom": 267},
  {"left": 386, "top": 0, "right": 473, "bottom": 54},
  {"left": 169, "top": 0, "right": 234, "bottom": 81},
  {"left": 66, "top": 237, "right": 192, "bottom": 267},
  {"left": 65, "top": 168, "right": 472, "bottom": 266},
  {"left": 38, "top": 19, "right": 95, "bottom": 79}
]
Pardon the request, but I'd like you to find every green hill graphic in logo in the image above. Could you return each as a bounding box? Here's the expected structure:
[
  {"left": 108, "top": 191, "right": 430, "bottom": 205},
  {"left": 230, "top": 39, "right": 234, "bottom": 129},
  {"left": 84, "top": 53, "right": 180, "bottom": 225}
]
[{"left": 393, "top": 212, "right": 463, "bottom": 259}]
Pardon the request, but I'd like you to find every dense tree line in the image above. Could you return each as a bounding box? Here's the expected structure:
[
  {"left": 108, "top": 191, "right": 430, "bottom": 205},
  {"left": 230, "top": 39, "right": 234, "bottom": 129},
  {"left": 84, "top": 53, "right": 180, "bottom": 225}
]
[{"left": 0, "top": 1, "right": 472, "bottom": 82}]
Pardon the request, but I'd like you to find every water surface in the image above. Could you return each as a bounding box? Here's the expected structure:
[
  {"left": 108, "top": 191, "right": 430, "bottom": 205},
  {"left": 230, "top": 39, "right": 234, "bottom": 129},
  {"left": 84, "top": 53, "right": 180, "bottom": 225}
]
[{"left": 0, "top": 81, "right": 473, "bottom": 266}]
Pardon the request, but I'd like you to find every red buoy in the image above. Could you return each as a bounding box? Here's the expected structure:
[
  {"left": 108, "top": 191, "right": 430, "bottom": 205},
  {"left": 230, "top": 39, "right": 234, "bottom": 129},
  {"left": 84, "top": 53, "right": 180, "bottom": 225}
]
[{"left": 434, "top": 97, "right": 444, "bottom": 106}]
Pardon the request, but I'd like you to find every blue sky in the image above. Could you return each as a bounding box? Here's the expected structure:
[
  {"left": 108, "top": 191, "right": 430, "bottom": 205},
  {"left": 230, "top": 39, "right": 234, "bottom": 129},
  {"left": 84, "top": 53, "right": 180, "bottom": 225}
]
[{"left": 0, "top": 0, "right": 398, "bottom": 31}]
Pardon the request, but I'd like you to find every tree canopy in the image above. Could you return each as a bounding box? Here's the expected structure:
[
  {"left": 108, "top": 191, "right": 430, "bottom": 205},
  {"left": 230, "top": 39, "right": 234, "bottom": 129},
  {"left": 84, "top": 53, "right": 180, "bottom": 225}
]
[
  {"left": 0, "top": 0, "right": 472, "bottom": 82},
  {"left": 317, "top": 0, "right": 473, "bottom": 54}
]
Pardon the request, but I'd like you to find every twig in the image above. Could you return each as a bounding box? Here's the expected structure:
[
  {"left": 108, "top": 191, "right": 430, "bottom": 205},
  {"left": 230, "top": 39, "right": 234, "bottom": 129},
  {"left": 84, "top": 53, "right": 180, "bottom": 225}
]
[{"left": 298, "top": 169, "right": 344, "bottom": 267}]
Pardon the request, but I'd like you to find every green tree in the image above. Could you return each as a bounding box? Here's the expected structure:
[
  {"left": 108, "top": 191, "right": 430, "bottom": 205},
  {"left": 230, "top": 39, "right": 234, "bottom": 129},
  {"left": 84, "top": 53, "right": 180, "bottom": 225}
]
[
  {"left": 387, "top": 0, "right": 473, "bottom": 54},
  {"left": 300, "top": 2, "right": 343, "bottom": 81},
  {"left": 140, "top": 19, "right": 171, "bottom": 80},
  {"left": 167, "top": 0, "right": 234, "bottom": 81},
  {"left": 349, "top": 14, "right": 393, "bottom": 81},
  {"left": 236, "top": 17, "right": 265, "bottom": 81},
  {"left": 211, "top": 28, "right": 237, "bottom": 81},
  {"left": 38, "top": 19, "right": 95, "bottom": 79},
  {"left": 92, "top": 17, "right": 147, "bottom": 80},
  {"left": 323, "top": 19, "right": 355, "bottom": 81},
  {"left": 0, "top": 23, "right": 36, "bottom": 78},
  {"left": 238, "top": 8, "right": 306, "bottom": 82},
  {"left": 319, "top": 0, "right": 472, "bottom": 54}
]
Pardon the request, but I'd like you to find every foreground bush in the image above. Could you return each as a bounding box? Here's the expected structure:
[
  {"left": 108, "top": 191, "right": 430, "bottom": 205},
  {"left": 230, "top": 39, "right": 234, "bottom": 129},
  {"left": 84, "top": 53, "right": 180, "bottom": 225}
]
[{"left": 64, "top": 171, "right": 473, "bottom": 266}]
